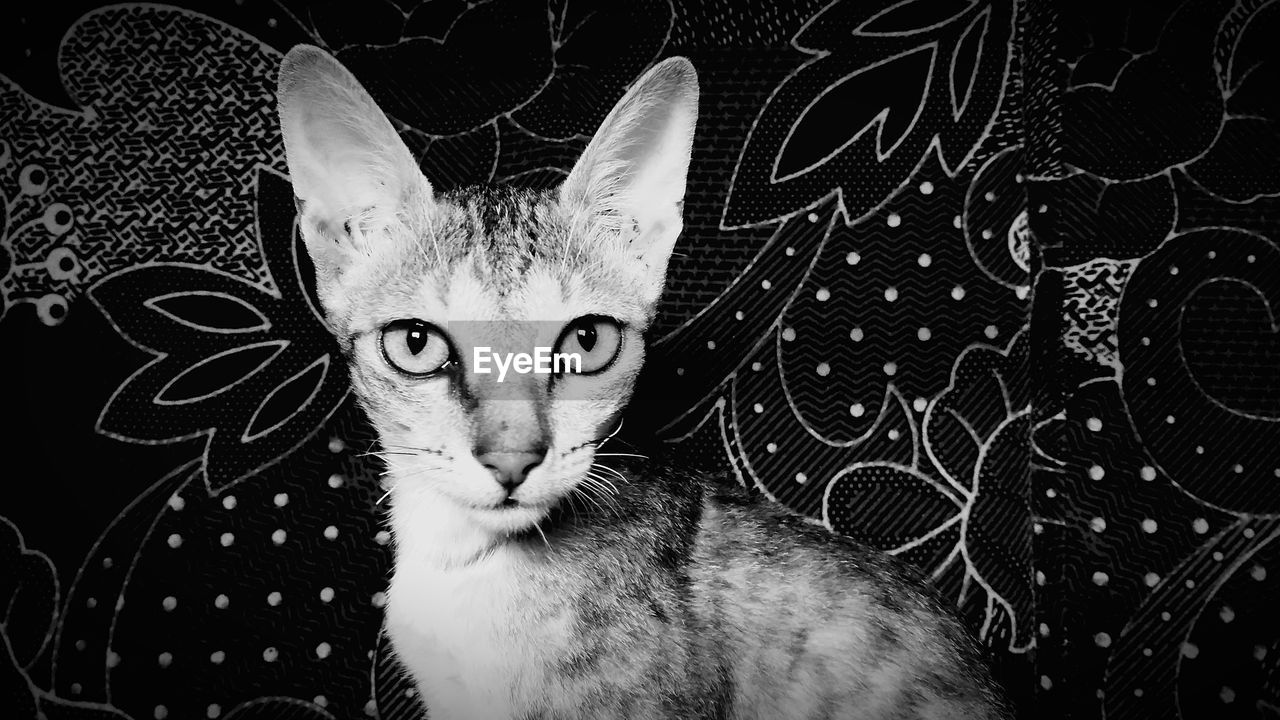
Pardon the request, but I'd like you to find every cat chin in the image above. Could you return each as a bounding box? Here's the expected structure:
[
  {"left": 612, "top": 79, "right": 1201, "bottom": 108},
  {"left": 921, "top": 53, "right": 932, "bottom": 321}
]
[{"left": 467, "top": 502, "right": 552, "bottom": 536}]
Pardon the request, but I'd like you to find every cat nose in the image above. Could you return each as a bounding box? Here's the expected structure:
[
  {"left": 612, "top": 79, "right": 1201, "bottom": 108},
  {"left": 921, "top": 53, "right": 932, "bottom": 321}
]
[{"left": 478, "top": 450, "right": 545, "bottom": 490}]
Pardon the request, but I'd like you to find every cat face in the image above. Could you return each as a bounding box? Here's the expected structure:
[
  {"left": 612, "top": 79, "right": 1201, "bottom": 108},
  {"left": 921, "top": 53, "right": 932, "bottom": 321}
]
[{"left": 277, "top": 46, "right": 698, "bottom": 537}]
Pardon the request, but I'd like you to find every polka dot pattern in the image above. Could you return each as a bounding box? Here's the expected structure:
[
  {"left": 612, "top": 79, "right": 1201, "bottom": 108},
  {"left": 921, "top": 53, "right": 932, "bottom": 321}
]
[{"left": 57, "top": 418, "right": 392, "bottom": 719}]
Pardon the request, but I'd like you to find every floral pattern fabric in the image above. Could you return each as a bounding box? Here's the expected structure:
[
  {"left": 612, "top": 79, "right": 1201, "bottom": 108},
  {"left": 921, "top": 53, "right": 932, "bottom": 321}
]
[{"left": 0, "top": 1, "right": 1275, "bottom": 718}]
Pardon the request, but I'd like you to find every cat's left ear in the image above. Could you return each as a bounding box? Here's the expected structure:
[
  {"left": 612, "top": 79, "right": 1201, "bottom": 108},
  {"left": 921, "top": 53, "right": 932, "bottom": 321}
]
[
  {"left": 277, "top": 45, "right": 431, "bottom": 318},
  {"left": 560, "top": 57, "right": 699, "bottom": 302}
]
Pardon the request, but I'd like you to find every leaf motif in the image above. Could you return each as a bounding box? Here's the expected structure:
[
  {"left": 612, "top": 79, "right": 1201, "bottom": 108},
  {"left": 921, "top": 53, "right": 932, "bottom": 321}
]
[
  {"left": 722, "top": 0, "right": 1013, "bottom": 228},
  {"left": 950, "top": 6, "right": 988, "bottom": 118},
  {"left": 89, "top": 264, "right": 275, "bottom": 356},
  {"left": 856, "top": 0, "right": 979, "bottom": 36},
  {"left": 89, "top": 169, "right": 349, "bottom": 491},
  {"left": 154, "top": 341, "right": 288, "bottom": 406},
  {"left": 775, "top": 46, "right": 934, "bottom": 181},
  {"left": 243, "top": 355, "right": 331, "bottom": 443},
  {"left": 143, "top": 291, "right": 270, "bottom": 334}
]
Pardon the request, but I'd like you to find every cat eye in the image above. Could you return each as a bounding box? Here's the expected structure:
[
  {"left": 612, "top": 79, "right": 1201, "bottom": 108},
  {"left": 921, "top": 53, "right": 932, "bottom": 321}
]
[
  {"left": 380, "top": 320, "right": 453, "bottom": 377},
  {"left": 554, "top": 316, "right": 623, "bottom": 375}
]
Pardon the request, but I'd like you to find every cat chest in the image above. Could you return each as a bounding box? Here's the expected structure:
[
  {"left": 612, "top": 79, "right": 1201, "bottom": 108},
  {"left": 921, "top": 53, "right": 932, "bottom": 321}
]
[{"left": 385, "top": 553, "right": 581, "bottom": 716}]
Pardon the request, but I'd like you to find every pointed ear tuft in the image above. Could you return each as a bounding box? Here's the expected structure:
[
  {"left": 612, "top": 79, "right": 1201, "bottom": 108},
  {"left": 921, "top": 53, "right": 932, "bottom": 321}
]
[
  {"left": 560, "top": 57, "right": 699, "bottom": 298},
  {"left": 277, "top": 45, "right": 430, "bottom": 318},
  {"left": 278, "top": 45, "right": 429, "bottom": 223}
]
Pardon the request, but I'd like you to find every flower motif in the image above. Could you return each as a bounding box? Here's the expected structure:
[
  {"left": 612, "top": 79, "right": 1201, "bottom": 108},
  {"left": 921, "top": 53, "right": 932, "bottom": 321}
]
[
  {"left": 721, "top": 0, "right": 1015, "bottom": 228},
  {"left": 1051, "top": 0, "right": 1279, "bottom": 269},
  {"left": 823, "top": 328, "right": 1033, "bottom": 651},
  {"left": 87, "top": 169, "right": 349, "bottom": 492},
  {"left": 1061, "top": 0, "right": 1279, "bottom": 196},
  {"left": 281, "top": 0, "right": 675, "bottom": 188}
]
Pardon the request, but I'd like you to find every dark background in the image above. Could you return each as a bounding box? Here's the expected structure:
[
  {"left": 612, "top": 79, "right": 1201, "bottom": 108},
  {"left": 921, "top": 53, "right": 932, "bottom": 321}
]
[{"left": 0, "top": 1, "right": 1276, "bottom": 718}]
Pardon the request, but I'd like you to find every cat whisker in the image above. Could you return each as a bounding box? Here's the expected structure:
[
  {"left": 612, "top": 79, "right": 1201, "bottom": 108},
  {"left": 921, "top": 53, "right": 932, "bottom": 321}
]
[
  {"left": 594, "top": 452, "right": 647, "bottom": 459},
  {"left": 573, "top": 472, "right": 607, "bottom": 501},
  {"left": 583, "top": 473, "right": 618, "bottom": 501},
  {"left": 585, "top": 467, "right": 621, "bottom": 495},
  {"left": 574, "top": 473, "right": 620, "bottom": 520},
  {"left": 590, "top": 462, "right": 627, "bottom": 486},
  {"left": 577, "top": 489, "right": 619, "bottom": 523},
  {"left": 530, "top": 520, "right": 553, "bottom": 552},
  {"left": 580, "top": 471, "right": 624, "bottom": 521},
  {"left": 612, "top": 437, "right": 645, "bottom": 452},
  {"left": 596, "top": 435, "right": 645, "bottom": 455},
  {"left": 381, "top": 444, "right": 450, "bottom": 458},
  {"left": 379, "top": 461, "right": 445, "bottom": 475},
  {"left": 591, "top": 418, "right": 625, "bottom": 450},
  {"left": 562, "top": 489, "right": 586, "bottom": 525},
  {"left": 383, "top": 463, "right": 449, "bottom": 487}
]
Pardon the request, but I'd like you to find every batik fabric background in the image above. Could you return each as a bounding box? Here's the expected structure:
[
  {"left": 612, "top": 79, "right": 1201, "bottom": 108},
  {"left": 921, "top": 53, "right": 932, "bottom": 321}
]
[{"left": 0, "top": 1, "right": 1274, "bottom": 719}]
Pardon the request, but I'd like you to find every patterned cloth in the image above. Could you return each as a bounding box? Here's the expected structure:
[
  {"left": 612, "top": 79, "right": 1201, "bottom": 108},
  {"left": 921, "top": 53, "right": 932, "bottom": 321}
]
[{"left": 0, "top": 1, "right": 1275, "bottom": 718}]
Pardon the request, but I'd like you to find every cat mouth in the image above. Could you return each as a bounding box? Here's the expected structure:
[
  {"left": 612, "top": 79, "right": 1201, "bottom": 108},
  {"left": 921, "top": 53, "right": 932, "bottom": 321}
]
[{"left": 467, "top": 496, "right": 552, "bottom": 535}]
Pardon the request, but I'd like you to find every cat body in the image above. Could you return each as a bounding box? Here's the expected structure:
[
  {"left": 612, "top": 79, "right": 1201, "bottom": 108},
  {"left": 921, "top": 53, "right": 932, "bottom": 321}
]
[
  {"left": 387, "top": 462, "right": 1004, "bottom": 720},
  {"left": 276, "top": 45, "right": 1010, "bottom": 720}
]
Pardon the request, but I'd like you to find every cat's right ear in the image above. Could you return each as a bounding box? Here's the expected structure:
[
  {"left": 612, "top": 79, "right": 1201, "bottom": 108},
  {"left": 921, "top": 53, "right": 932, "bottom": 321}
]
[{"left": 277, "top": 45, "right": 430, "bottom": 310}]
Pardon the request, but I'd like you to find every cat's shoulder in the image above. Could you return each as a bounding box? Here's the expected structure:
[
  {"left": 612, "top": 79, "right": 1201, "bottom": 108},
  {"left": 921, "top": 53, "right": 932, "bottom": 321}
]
[
  {"left": 676, "top": 467, "right": 944, "bottom": 605},
  {"left": 625, "top": 456, "right": 942, "bottom": 603}
]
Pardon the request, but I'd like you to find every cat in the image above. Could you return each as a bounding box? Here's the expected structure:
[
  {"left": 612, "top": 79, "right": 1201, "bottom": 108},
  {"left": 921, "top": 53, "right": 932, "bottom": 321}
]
[{"left": 277, "top": 44, "right": 1012, "bottom": 720}]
